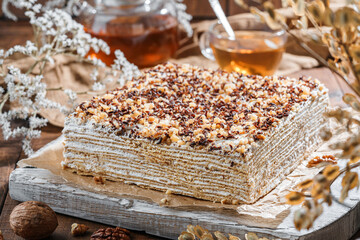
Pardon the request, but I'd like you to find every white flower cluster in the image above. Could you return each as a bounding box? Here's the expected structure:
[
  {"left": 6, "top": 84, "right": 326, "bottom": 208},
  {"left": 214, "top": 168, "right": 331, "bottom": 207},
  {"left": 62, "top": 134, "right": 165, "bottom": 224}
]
[
  {"left": 171, "top": 0, "right": 193, "bottom": 37},
  {"left": 5, "top": 66, "right": 53, "bottom": 110},
  {"left": 0, "top": 0, "right": 140, "bottom": 156},
  {"left": 112, "top": 50, "right": 141, "bottom": 86},
  {"left": 27, "top": 8, "right": 110, "bottom": 57},
  {"left": 0, "top": 65, "right": 63, "bottom": 155},
  {"left": 2, "top": 0, "right": 40, "bottom": 20}
]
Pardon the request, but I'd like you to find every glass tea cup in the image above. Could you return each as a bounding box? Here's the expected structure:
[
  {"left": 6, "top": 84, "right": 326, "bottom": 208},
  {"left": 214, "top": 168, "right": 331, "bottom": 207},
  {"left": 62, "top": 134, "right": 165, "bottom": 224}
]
[{"left": 200, "top": 18, "right": 287, "bottom": 76}]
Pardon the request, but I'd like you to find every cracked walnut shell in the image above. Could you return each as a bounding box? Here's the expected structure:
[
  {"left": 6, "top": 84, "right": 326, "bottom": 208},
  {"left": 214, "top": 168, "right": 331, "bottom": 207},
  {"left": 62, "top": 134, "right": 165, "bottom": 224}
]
[
  {"left": 9, "top": 201, "right": 58, "bottom": 240},
  {"left": 90, "top": 227, "right": 131, "bottom": 240}
]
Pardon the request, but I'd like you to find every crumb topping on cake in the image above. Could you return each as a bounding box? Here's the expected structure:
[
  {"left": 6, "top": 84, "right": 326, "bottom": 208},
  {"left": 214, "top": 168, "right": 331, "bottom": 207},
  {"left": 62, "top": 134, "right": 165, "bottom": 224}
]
[{"left": 73, "top": 63, "right": 327, "bottom": 154}]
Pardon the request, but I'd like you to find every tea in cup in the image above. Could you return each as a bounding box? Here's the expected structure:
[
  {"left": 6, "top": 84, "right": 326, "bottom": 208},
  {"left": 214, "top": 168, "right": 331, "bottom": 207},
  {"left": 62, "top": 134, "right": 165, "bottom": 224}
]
[{"left": 200, "top": 18, "right": 287, "bottom": 76}]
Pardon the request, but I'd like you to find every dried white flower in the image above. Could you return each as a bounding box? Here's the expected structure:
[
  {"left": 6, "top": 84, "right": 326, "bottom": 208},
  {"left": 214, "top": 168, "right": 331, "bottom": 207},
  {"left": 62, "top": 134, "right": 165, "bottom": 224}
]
[
  {"left": 0, "top": 0, "right": 139, "bottom": 155},
  {"left": 168, "top": 0, "right": 193, "bottom": 37},
  {"left": 29, "top": 115, "right": 48, "bottom": 129},
  {"left": 91, "top": 82, "right": 106, "bottom": 91},
  {"left": 90, "top": 68, "right": 99, "bottom": 82},
  {"left": 64, "top": 89, "right": 78, "bottom": 108},
  {"left": 111, "top": 50, "right": 141, "bottom": 85},
  {"left": 65, "top": 0, "right": 95, "bottom": 17}
]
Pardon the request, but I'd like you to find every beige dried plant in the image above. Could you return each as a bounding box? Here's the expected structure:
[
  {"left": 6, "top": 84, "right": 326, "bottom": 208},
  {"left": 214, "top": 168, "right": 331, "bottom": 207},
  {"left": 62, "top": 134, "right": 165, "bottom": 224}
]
[
  {"left": 235, "top": 0, "right": 360, "bottom": 95},
  {"left": 178, "top": 225, "right": 279, "bottom": 240},
  {"left": 284, "top": 102, "right": 360, "bottom": 230},
  {"left": 234, "top": 0, "right": 360, "bottom": 230}
]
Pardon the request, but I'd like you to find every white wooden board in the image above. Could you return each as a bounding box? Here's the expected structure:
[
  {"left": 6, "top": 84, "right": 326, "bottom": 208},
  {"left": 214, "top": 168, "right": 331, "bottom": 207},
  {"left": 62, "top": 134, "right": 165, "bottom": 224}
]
[{"left": 9, "top": 166, "right": 360, "bottom": 240}]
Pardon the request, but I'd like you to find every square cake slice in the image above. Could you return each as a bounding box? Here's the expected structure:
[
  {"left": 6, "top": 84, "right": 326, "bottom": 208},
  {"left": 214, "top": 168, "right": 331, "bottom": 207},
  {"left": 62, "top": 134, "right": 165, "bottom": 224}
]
[{"left": 62, "top": 63, "right": 329, "bottom": 204}]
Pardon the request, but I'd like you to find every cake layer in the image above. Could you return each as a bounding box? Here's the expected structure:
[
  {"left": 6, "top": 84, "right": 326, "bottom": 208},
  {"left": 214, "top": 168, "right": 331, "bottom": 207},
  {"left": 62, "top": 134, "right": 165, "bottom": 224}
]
[{"left": 62, "top": 63, "right": 329, "bottom": 203}]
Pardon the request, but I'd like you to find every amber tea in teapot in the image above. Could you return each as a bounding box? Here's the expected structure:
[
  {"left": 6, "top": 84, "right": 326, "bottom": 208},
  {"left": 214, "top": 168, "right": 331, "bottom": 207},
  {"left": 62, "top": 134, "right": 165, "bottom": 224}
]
[{"left": 80, "top": 0, "right": 179, "bottom": 68}]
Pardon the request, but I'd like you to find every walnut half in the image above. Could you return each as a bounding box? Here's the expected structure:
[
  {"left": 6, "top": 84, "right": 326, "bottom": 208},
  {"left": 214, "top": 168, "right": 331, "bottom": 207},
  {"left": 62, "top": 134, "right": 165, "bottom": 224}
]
[{"left": 90, "top": 227, "right": 131, "bottom": 240}]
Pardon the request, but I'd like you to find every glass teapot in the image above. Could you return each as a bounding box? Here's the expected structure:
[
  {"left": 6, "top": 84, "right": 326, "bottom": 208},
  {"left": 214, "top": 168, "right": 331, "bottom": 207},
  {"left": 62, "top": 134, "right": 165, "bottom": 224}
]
[{"left": 77, "top": 0, "right": 180, "bottom": 68}]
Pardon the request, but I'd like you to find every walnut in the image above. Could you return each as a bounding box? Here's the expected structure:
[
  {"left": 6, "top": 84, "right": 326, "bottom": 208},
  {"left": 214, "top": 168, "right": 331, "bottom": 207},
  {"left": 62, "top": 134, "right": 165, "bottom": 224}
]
[
  {"left": 90, "top": 227, "right": 131, "bottom": 240},
  {"left": 9, "top": 201, "right": 58, "bottom": 240},
  {"left": 71, "top": 223, "right": 89, "bottom": 236}
]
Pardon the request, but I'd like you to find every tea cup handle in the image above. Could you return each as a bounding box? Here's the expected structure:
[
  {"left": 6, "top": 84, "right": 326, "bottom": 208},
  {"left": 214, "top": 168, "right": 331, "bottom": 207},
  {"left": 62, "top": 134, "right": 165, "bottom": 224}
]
[{"left": 199, "top": 32, "right": 215, "bottom": 61}]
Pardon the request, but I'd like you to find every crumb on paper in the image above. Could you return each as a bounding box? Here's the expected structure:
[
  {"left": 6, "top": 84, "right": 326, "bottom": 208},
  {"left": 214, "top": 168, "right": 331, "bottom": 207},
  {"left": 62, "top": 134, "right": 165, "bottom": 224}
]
[
  {"left": 307, "top": 155, "right": 337, "bottom": 168},
  {"left": 94, "top": 176, "right": 105, "bottom": 184},
  {"left": 160, "top": 198, "right": 169, "bottom": 205},
  {"left": 221, "top": 199, "right": 232, "bottom": 205}
]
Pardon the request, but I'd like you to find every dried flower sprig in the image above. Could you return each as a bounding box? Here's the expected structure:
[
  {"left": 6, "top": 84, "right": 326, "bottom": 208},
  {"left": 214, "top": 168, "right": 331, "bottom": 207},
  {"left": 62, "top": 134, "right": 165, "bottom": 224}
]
[
  {"left": 235, "top": 0, "right": 360, "bottom": 96},
  {"left": 285, "top": 160, "right": 360, "bottom": 230},
  {"left": 178, "top": 225, "right": 279, "bottom": 240},
  {"left": 0, "top": 0, "right": 140, "bottom": 155},
  {"left": 284, "top": 93, "right": 360, "bottom": 230},
  {"left": 169, "top": 0, "right": 193, "bottom": 37},
  {"left": 233, "top": 0, "right": 360, "bottom": 231}
]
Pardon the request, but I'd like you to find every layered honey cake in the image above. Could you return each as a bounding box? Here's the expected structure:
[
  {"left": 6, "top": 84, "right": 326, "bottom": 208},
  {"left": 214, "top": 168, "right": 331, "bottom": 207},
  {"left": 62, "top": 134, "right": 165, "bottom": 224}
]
[{"left": 62, "top": 63, "right": 329, "bottom": 204}]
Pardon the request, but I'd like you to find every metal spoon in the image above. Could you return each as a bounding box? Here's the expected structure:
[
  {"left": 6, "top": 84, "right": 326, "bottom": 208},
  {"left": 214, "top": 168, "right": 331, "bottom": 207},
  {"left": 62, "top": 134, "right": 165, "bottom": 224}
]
[{"left": 208, "top": 0, "right": 236, "bottom": 39}]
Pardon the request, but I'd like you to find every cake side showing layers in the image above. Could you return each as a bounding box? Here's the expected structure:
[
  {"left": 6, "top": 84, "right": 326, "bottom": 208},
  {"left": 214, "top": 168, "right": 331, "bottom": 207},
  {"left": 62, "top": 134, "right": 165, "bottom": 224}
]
[
  {"left": 62, "top": 93, "right": 328, "bottom": 204},
  {"left": 62, "top": 63, "right": 329, "bottom": 203},
  {"left": 246, "top": 93, "right": 328, "bottom": 202}
]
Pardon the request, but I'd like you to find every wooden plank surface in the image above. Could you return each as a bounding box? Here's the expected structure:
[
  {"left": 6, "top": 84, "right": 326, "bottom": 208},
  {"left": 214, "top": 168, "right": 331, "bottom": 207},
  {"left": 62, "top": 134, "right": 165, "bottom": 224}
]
[{"left": 8, "top": 163, "right": 360, "bottom": 240}]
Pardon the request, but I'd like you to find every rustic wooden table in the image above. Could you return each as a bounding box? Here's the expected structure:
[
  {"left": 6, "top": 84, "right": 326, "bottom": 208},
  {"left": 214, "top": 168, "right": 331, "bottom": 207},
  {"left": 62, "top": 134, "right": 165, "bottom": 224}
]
[{"left": 0, "top": 20, "right": 359, "bottom": 240}]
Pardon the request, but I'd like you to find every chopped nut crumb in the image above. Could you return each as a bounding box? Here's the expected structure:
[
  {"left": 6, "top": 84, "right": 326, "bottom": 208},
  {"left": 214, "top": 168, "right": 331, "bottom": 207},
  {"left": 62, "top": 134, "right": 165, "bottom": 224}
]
[
  {"left": 165, "top": 189, "right": 172, "bottom": 195},
  {"left": 71, "top": 223, "right": 89, "bottom": 236},
  {"left": 221, "top": 199, "right": 231, "bottom": 205},
  {"left": 160, "top": 198, "right": 169, "bottom": 205},
  {"left": 232, "top": 199, "right": 240, "bottom": 205},
  {"left": 93, "top": 176, "right": 105, "bottom": 184},
  {"left": 307, "top": 155, "right": 337, "bottom": 168}
]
